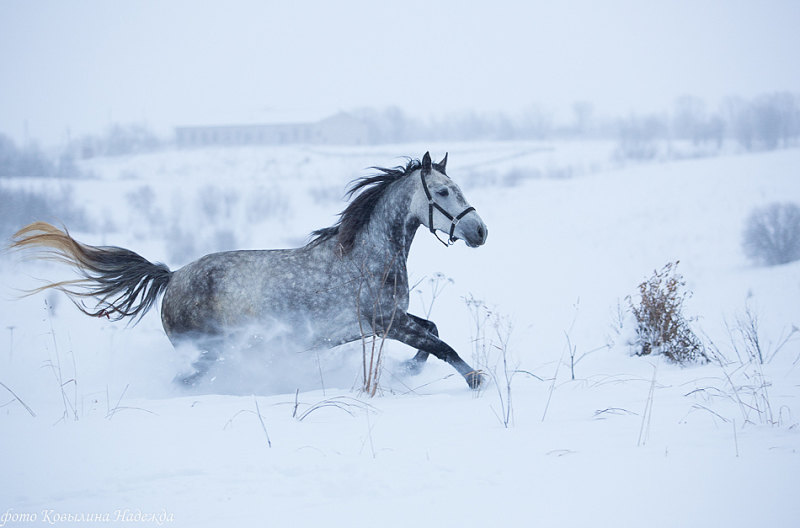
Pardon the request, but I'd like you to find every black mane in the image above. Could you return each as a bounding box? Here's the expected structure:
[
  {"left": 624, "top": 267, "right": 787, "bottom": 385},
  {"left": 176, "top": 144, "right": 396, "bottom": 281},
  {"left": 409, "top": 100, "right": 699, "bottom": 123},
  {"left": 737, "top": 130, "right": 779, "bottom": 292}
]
[{"left": 309, "top": 157, "right": 445, "bottom": 253}]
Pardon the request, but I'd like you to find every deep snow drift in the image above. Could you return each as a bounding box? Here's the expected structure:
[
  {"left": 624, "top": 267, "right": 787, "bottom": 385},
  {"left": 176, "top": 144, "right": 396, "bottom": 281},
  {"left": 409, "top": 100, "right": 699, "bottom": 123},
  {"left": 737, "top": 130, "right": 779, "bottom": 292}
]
[{"left": 1, "top": 141, "right": 799, "bottom": 527}]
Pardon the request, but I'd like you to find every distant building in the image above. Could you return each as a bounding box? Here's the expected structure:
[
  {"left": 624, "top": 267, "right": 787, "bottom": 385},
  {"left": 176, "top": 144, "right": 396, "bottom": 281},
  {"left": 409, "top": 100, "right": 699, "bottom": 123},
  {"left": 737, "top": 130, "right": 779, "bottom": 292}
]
[{"left": 175, "top": 112, "right": 369, "bottom": 147}]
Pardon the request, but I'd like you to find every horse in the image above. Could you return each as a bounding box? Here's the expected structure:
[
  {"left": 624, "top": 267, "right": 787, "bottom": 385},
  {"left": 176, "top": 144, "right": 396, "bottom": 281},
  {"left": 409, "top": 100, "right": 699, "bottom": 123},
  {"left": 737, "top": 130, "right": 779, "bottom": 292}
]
[{"left": 10, "top": 152, "right": 488, "bottom": 389}]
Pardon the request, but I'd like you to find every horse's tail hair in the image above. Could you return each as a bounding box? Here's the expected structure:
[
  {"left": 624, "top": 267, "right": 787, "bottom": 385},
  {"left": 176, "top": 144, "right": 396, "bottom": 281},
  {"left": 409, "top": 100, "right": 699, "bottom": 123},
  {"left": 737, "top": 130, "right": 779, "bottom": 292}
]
[{"left": 10, "top": 222, "right": 172, "bottom": 323}]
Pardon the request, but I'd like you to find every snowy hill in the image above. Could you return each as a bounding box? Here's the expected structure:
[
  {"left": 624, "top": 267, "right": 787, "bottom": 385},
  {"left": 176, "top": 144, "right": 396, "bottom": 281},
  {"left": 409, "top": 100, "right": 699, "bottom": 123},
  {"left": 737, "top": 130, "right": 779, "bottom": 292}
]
[{"left": 1, "top": 141, "right": 799, "bottom": 527}]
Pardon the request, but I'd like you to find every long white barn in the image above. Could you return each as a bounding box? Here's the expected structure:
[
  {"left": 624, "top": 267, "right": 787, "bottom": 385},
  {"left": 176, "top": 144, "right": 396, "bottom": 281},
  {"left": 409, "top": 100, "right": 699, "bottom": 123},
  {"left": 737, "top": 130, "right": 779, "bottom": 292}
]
[{"left": 175, "top": 112, "right": 369, "bottom": 147}]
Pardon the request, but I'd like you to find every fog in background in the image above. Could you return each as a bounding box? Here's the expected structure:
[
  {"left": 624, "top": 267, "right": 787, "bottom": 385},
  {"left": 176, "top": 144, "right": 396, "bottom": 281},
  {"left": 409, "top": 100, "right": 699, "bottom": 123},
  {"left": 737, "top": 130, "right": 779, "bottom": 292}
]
[{"left": 1, "top": 0, "right": 799, "bottom": 146}]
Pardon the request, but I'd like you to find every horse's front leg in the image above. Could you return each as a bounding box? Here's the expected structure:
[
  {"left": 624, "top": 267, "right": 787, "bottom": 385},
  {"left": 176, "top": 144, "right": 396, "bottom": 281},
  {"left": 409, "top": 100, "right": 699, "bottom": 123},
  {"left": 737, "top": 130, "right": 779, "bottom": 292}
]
[{"left": 389, "top": 313, "right": 482, "bottom": 389}]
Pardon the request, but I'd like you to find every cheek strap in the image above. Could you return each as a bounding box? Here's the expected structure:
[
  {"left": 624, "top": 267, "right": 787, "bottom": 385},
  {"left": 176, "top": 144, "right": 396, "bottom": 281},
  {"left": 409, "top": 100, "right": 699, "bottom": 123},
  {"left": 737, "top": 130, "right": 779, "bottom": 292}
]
[{"left": 421, "top": 171, "right": 476, "bottom": 247}]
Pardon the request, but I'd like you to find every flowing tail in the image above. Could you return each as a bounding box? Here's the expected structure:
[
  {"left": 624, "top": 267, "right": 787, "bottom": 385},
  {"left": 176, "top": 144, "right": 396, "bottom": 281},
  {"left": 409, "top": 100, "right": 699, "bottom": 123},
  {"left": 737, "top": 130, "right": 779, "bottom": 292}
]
[{"left": 10, "top": 222, "right": 172, "bottom": 323}]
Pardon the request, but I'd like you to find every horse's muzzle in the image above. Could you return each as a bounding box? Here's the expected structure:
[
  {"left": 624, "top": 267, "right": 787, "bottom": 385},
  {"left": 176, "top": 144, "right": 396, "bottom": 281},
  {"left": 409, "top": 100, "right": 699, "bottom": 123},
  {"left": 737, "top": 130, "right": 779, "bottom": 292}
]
[{"left": 462, "top": 218, "right": 488, "bottom": 248}]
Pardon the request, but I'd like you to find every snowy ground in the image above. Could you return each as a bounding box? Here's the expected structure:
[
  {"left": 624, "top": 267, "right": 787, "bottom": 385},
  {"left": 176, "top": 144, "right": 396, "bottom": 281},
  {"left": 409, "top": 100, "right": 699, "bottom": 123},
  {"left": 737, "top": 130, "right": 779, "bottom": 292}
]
[{"left": 1, "top": 141, "right": 799, "bottom": 527}]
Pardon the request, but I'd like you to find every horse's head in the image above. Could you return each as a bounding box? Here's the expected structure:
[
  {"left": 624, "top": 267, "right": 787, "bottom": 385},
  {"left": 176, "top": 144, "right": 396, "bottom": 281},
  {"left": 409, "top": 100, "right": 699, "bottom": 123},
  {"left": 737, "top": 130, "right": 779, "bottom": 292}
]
[{"left": 415, "top": 152, "right": 488, "bottom": 248}]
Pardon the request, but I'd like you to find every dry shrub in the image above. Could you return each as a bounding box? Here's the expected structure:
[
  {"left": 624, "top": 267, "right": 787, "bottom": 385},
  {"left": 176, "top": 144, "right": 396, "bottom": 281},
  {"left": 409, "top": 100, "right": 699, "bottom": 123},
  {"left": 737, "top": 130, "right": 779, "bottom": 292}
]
[
  {"left": 628, "top": 261, "right": 706, "bottom": 364},
  {"left": 742, "top": 202, "right": 800, "bottom": 266}
]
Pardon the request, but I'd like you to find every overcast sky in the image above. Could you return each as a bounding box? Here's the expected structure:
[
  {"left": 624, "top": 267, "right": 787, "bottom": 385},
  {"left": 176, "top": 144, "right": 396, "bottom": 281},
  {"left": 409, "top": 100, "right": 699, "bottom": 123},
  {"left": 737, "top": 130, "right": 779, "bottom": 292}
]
[{"left": 1, "top": 0, "right": 799, "bottom": 145}]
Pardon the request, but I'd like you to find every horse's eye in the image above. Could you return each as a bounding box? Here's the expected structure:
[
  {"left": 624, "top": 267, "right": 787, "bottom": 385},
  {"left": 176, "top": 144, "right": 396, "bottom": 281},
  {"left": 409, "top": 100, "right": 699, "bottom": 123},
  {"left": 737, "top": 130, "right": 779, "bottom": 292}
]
[{"left": 436, "top": 189, "right": 449, "bottom": 198}]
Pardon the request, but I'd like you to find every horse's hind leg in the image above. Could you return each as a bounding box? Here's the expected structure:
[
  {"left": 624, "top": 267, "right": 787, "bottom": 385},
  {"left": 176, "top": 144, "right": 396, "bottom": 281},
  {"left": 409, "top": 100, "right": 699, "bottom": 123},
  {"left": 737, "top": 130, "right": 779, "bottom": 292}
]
[
  {"left": 401, "top": 314, "right": 437, "bottom": 375},
  {"left": 175, "top": 335, "right": 223, "bottom": 386}
]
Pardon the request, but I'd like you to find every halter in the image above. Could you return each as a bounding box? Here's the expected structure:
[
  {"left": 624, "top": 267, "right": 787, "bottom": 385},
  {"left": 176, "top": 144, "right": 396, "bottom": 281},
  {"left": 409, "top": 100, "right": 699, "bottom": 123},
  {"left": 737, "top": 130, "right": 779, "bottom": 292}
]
[{"left": 420, "top": 170, "right": 476, "bottom": 247}]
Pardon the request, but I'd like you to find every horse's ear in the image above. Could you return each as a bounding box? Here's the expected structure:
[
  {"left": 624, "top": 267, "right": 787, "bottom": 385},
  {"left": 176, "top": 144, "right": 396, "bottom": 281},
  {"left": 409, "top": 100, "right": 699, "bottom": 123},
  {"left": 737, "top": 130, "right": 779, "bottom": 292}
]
[
  {"left": 437, "top": 152, "right": 448, "bottom": 172},
  {"left": 421, "top": 151, "right": 432, "bottom": 175}
]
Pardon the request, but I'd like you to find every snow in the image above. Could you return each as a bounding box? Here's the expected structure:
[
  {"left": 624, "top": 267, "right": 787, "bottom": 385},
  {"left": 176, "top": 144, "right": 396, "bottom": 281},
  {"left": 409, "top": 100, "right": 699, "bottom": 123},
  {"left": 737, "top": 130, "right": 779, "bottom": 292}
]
[{"left": 1, "top": 141, "right": 799, "bottom": 527}]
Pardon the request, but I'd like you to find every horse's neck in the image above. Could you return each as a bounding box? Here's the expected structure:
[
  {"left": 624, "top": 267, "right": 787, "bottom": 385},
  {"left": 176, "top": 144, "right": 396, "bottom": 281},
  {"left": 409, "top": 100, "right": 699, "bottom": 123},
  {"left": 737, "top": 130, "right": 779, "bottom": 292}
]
[{"left": 363, "top": 180, "right": 419, "bottom": 262}]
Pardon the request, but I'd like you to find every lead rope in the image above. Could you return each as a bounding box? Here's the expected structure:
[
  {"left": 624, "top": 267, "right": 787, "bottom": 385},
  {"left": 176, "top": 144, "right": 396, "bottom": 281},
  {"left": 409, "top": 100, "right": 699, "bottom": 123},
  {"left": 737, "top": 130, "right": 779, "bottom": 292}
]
[{"left": 420, "top": 171, "right": 476, "bottom": 247}]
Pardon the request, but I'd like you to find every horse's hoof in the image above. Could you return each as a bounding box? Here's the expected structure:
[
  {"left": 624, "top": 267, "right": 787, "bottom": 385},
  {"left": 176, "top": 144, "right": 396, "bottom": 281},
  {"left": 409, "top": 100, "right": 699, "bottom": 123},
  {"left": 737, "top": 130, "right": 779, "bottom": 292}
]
[
  {"left": 401, "top": 359, "right": 425, "bottom": 376},
  {"left": 176, "top": 372, "right": 201, "bottom": 386},
  {"left": 466, "top": 370, "right": 485, "bottom": 390}
]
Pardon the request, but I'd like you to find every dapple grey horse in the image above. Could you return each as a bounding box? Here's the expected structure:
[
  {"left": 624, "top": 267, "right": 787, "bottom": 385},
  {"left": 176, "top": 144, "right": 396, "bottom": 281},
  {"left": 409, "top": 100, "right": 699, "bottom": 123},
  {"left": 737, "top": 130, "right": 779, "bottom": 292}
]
[{"left": 11, "top": 152, "right": 488, "bottom": 389}]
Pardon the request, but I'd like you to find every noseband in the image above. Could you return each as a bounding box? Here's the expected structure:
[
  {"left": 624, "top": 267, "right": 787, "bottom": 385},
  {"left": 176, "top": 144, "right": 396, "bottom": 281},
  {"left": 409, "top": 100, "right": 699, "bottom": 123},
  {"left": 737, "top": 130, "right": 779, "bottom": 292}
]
[{"left": 420, "top": 171, "right": 476, "bottom": 247}]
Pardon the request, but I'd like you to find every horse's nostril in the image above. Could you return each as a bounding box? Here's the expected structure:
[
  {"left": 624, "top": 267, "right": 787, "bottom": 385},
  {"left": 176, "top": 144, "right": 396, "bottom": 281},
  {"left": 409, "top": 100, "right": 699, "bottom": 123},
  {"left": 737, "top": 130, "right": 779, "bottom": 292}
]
[{"left": 477, "top": 226, "right": 485, "bottom": 241}]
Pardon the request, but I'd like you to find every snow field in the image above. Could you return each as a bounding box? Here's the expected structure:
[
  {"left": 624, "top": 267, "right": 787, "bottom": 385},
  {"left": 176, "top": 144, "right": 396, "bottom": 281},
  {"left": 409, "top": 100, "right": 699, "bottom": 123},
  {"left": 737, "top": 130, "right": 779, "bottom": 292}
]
[{"left": 1, "top": 141, "right": 799, "bottom": 526}]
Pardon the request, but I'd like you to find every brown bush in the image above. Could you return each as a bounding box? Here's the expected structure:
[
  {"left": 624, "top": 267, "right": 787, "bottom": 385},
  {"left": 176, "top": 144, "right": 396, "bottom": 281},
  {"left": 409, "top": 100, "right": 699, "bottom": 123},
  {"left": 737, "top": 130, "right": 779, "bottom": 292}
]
[{"left": 628, "top": 261, "right": 706, "bottom": 364}]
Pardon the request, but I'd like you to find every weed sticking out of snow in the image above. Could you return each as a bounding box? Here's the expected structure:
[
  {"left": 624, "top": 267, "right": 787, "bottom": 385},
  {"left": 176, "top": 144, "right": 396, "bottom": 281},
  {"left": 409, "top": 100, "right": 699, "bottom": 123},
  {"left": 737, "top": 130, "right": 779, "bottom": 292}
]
[{"left": 627, "top": 261, "right": 707, "bottom": 364}]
